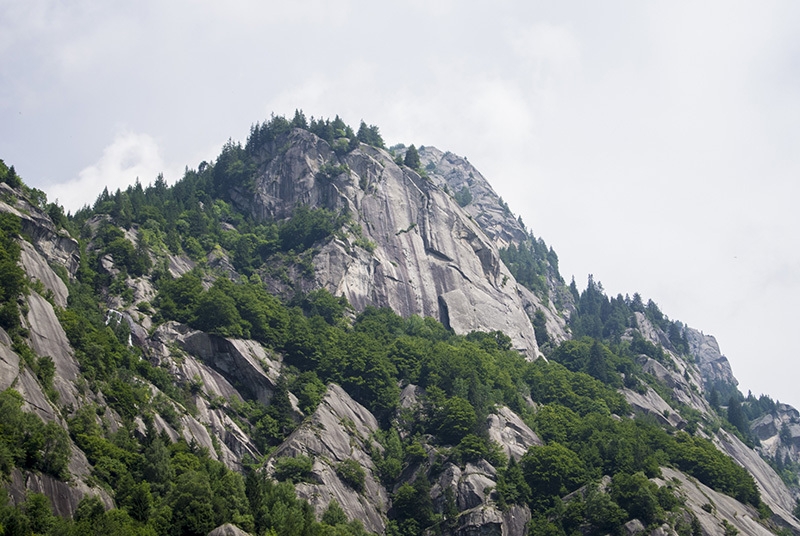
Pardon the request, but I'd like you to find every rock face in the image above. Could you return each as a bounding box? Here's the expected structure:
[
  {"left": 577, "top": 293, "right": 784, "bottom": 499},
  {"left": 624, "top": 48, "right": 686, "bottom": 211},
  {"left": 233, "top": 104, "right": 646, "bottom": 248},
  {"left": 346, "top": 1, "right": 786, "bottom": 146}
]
[
  {"left": 450, "top": 504, "right": 530, "bottom": 536},
  {"left": 686, "top": 328, "right": 738, "bottom": 393},
  {"left": 266, "top": 384, "right": 388, "bottom": 534},
  {"left": 232, "top": 129, "right": 540, "bottom": 357},
  {"left": 25, "top": 292, "right": 81, "bottom": 409},
  {"left": 416, "top": 147, "right": 526, "bottom": 251},
  {"left": 207, "top": 523, "right": 252, "bottom": 536},
  {"left": 0, "top": 183, "right": 80, "bottom": 277},
  {"left": 713, "top": 429, "right": 800, "bottom": 526},
  {"left": 621, "top": 386, "right": 687, "bottom": 429},
  {"left": 752, "top": 403, "right": 800, "bottom": 464},
  {"left": 486, "top": 406, "right": 542, "bottom": 460},
  {"left": 660, "top": 466, "right": 790, "bottom": 536},
  {"left": 418, "top": 146, "right": 572, "bottom": 345}
]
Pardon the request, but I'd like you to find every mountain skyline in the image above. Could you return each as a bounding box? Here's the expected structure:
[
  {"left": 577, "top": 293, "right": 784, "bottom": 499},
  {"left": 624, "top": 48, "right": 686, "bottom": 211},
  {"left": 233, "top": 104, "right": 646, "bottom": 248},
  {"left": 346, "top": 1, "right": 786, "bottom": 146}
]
[{"left": 2, "top": 1, "right": 800, "bottom": 411}]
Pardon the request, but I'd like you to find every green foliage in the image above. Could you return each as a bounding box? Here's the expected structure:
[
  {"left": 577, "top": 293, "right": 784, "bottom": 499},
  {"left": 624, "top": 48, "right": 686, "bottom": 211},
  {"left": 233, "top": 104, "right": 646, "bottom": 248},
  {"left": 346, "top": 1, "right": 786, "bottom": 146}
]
[
  {"left": 549, "top": 337, "right": 635, "bottom": 388},
  {"left": 0, "top": 159, "right": 23, "bottom": 188},
  {"left": 0, "top": 212, "right": 25, "bottom": 331},
  {"left": 403, "top": 145, "right": 420, "bottom": 169},
  {"left": 668, "top": 432, "right": 761, "bottom": 506},
  {"left": 391, "top": 475, "right": 435, "bottom": 535},
  {"left": 335, "top": 459, "right": 366, "bottom": 492},
  {"left": 273, "top": 455, "right": 314, "bottom": 483},
  {"left": 496, "top": 457, "right": 531, "bottom": 508},
  {"left": 610, "top": 471, "right": 663, "bottom": 525},
  {"left": 532, "top": 309, "right": 550, "bottom": 348},
  {"left": 521, "top": 442, "right": 588, "bottom": 510},
  {"left": 279, "top": 204, "right": 348, "bottom": 252},
  {"left": 726, "top": 395, "right": 749, "bottom": 440},
  {"left": 356, "top": 121, "right": 385, "bottom": 148},
  {"left": 0, "top": 389, "right": 71, "bottom": 479},
  {"left": 454, "top": 186, "right": 472, "bottom": 207}
]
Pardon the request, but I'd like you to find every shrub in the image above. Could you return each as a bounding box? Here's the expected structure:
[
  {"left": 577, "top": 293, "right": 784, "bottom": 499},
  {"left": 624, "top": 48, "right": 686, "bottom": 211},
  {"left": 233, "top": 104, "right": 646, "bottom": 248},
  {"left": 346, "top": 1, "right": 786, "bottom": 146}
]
[
  {"left": 273, "top": 455, "right": 314, "bottom": 483},
  {"left": 336, "top": 459, "right": 366, "bottom": 492}
]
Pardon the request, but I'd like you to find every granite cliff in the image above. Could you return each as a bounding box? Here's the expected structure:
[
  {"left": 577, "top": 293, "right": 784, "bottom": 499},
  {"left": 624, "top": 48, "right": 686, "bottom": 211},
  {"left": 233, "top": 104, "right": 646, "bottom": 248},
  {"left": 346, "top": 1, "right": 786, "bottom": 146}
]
[{"left": 0, "top": 118, "right": 799, "bottom": 535}]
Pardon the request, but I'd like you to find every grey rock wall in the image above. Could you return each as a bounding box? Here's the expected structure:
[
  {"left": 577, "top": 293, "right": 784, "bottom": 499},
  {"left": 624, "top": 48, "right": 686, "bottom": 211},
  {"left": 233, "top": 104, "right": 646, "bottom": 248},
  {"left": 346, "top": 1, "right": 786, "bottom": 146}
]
[{"left": 234, "top": 130, "right": 540, "bottom": 357}]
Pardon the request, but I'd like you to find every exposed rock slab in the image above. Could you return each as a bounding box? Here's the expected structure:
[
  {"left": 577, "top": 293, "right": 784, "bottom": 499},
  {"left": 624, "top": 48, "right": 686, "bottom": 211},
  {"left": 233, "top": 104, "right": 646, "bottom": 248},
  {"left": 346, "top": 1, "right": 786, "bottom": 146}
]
[
  {"left": 19, "top": 241, "right": 69, "bottom": 308},
  {"left": 208, "top": 524, "right": 252, "bottom": 536},
  {"left": 155, "top": 324, "right": 281, "bottom": 405},
  {"left": 686, "top": 328, "right": 738, "bottom": 392},
  {"left": 0, "top": 184, "right": 80, "bottom": 276},
  {"left": 487, "top": 406, "right": 541, "bottom": 460},
  {"left": 452, "top": 504, "right": 530, "bottom": 536},
  {"left": 233, "top": 129, "right": 540, "bottom": 358},
  {"left": 25, "top": 292, "right": 80, "bottom": 408},
  {"left": 660, "top": 466, "right": 780, "bottom": 536},
  {"left": 267, "top": 384, "right": 388, "bottom": 534},
  {"left": 6, "top": 468, "right": 113, "bottom": 518},
  {"left": 713, "top": 429, "right": 799, "bottom": 521},
  {"left": 621, "top": 386, "right": 686, "bottom": 429}
]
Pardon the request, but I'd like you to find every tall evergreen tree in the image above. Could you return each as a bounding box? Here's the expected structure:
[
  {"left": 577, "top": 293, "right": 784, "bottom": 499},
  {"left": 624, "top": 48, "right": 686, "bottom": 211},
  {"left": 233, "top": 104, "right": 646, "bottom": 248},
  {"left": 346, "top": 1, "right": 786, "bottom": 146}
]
[{"left": 404, "top": 145, "right": 420, "bottom": 169}]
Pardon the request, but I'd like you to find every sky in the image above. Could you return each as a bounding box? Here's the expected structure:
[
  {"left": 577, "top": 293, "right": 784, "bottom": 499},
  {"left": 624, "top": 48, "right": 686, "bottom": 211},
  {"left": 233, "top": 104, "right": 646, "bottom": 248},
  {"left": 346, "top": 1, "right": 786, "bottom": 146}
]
[{"left": 2, "top": 1, "right": 799, "bottom": 409}]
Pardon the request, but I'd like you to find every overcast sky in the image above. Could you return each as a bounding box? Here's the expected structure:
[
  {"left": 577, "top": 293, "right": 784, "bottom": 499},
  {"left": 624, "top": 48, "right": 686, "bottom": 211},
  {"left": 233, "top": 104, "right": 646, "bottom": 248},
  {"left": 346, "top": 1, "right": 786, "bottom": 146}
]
[{"left": 2, "top": 1, "right": 799, "bottom": 409}]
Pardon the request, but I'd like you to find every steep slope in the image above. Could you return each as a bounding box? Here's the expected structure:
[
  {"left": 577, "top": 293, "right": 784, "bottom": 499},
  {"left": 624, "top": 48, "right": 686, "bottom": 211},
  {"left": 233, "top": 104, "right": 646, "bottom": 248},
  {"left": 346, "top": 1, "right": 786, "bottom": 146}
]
[
  {"left": 1, "top": 116, "right": 800, "bottom": 536},
  {"left": 231, "top": 128, "right": 541, "bottom": 357}
]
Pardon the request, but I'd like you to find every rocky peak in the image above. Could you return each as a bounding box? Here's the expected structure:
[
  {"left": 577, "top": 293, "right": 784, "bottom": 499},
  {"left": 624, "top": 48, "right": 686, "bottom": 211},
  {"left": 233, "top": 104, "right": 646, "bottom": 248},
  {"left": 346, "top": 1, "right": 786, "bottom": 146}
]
[
  {"left": 417, "top": 146, "right": 527, "bottom": 250},
  {"left": 686, "top": 327, "right": 739, "bottom": 394},
  {"left": 234, "top": 129, "right": 541, "bottom": 357}
]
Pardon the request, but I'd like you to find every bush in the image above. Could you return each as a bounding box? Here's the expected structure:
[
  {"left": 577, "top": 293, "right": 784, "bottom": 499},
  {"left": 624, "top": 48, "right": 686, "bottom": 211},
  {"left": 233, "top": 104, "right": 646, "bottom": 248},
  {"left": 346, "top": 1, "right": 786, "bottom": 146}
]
[
  {"left": 336, "top": 459, "right": 366, "bottom": 492},
  {"left": 273, "top": 455, "right": 314, "bottom": 483}
]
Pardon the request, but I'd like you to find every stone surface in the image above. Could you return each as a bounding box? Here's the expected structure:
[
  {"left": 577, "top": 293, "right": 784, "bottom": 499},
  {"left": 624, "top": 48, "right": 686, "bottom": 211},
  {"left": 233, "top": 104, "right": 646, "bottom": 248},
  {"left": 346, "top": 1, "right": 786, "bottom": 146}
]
[
  {"left": 486, "top": 406, "right": 541, "bottom": 460},
  {"left": 686, "top": 328, "right": 738, "bottom": 392},
  {"left": 713, "top": 429, "right": 800, "bottom": 521},
  {"left": 232, "top": 129, "right": 540, "bottom": 358},
  {"left": 207, "top": 523, "right": 252, "bottom": 536},
  {"left": 418, "top": 146, "right": 572, "bottom": 345},
  {"left": 660, "top": 466, "right": 783, "bottom": 536},
  {"left": 6, "top": 469, "right": 113, "bottom": 518},
  {"left": 621, "top": 386, "right": 686, "bottom": 429},
  {"left": 0, "top": 184, "right": 80, "bottom": 277},
  {"left": 25, "top": 292, "right": 80, "bottom": 408},
  {"left": 452, "top": 504, "right": 530, "bottom": 536},
  {"left": 153, "top": 324, "right": 282, "bottom": 405},
  {"left": 622, "top": 518, "right": 645, "bottom": 535},
  {"left": 267, "top": 384, "right": 387, "bottom": 534},
  {"left": 19, "top": 241, "right": 69, "bottom": 308}
]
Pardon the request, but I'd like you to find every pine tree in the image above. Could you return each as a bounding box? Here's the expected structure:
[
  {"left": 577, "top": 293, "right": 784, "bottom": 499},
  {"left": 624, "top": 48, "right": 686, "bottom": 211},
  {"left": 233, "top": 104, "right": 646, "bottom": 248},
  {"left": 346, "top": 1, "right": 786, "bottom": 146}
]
[{"left": 404, "top": 145, "right": 420, "bottom": 169}]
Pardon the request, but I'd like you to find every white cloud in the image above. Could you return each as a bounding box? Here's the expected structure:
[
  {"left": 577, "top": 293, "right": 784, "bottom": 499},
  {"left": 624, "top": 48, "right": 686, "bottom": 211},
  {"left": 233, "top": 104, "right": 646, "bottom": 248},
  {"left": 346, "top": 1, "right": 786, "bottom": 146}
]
[{"left": 49, "top": 132, "right": 168, "bottom": 212}]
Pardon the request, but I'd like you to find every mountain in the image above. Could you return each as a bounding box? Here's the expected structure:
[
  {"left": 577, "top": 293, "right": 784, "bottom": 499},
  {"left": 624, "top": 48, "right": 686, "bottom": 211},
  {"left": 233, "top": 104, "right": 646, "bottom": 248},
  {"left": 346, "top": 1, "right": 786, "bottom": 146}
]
[{"left": 0, "top": 115, "right": 799, "bottom": 536}]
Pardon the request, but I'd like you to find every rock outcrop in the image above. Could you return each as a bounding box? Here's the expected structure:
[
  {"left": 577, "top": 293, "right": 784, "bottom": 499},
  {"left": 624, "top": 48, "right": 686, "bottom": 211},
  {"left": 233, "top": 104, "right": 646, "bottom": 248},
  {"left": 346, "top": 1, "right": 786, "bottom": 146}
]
[
  {"left": 487, "top": 406, "right": 542, "bottom": 460},
  {"left": 687, "top": 328, "right": 738, "bottom": 393},
  {"left": 0, "top": 183, "right": 80, "bottom": 277},
  {"left": 418, "top": 146, "right": 572, "bottom": 345},
  {"left": 266, "top": 384, "right": 388, "bottom": 534},
  {"left": 232, "top": 129, "right": 541, "bottom": 357},
  {"left": 660, "top": 466, "right": 791, "bottom": 536},
  {"left": 713, "top": 429, "right": 800, "bottom": 526}
]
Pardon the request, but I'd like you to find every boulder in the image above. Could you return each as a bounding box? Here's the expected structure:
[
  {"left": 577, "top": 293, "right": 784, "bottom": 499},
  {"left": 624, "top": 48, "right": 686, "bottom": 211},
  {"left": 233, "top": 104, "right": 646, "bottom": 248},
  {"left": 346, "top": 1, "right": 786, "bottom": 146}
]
[{"left": 486, "top": 406, "right": 541, "bottom": 460}]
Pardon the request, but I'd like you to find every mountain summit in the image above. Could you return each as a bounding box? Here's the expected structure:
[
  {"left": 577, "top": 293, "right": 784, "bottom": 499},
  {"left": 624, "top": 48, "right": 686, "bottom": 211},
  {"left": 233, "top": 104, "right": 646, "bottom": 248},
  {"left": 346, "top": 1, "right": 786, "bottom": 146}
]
[{"left": 0, "top": 116, "right": 798, "bottom": 535}]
